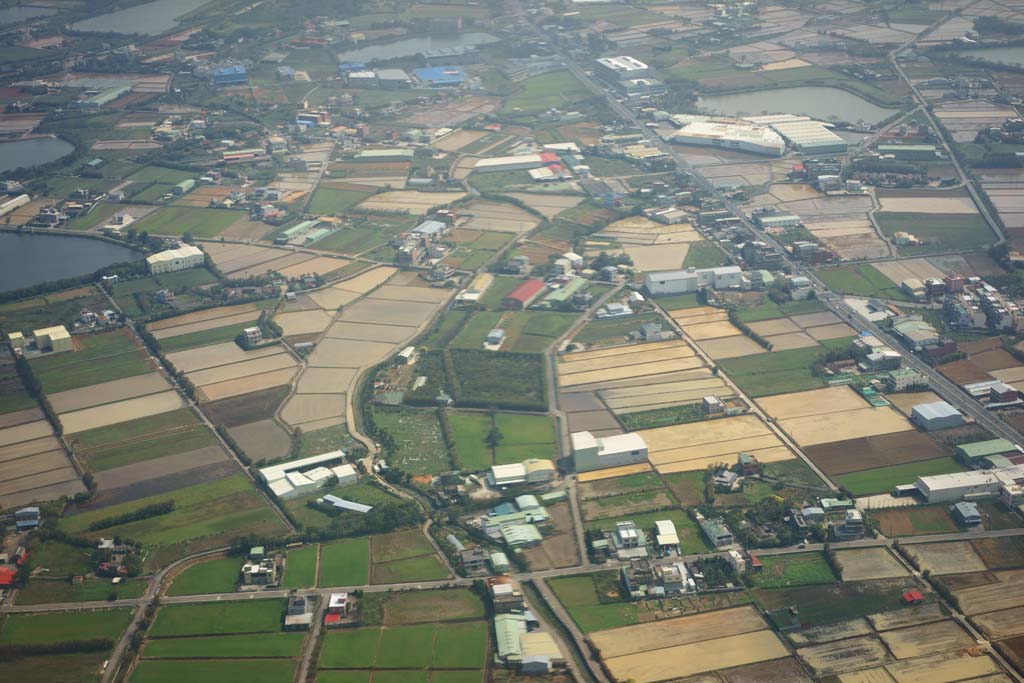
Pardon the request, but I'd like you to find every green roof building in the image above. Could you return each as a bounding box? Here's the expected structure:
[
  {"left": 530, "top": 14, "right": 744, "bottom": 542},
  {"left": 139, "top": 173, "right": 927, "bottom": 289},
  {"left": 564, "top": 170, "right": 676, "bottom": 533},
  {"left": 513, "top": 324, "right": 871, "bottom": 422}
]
[
  {"left": 494, "top": 613, "right": 528, "bottom": 662},
  {"left": 955, "top": 438, "right": 1016, "bottom": 465},
  {"left": 500, "top": 524, "right": 543, "bottom": 547},
  {"left": 877, "top": 144, "right": 938, "bottom": 161}
]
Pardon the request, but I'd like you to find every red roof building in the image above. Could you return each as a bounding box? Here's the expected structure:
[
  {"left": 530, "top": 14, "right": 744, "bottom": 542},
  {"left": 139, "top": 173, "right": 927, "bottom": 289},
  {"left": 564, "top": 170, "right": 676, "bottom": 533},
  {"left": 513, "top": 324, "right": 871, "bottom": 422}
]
[
  {"left": 902, "top": 590, "right": 924, "bottom": 605},
  {"left": 501, "top": 279, "right": 545, "bottom": 310},
  {"left": 323, "top": 613, "right": 342, "bottom": 626},
  {"left": 0, "top": 566, "right": 16, "bottom": 586}
]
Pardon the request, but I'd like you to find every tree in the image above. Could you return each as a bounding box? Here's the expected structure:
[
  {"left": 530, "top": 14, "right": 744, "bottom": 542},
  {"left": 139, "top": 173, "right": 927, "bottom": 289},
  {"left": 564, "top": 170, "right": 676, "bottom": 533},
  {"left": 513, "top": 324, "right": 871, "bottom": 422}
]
[{"left": 485, "top": 424, "right": 503, "bottom": 449}]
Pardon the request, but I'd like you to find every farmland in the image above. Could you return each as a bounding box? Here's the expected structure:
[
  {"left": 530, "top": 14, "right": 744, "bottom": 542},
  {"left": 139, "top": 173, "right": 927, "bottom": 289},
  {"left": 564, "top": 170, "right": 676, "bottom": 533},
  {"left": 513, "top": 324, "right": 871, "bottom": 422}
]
[
  {"left": 371, "top": 406, "right": 452, "bottom": 475},
  {"left": 319, "top": 537, "right": 370, "bottom": 586},
  {"left": 166, "top": 556, "right": 241, "bottom": 596}
]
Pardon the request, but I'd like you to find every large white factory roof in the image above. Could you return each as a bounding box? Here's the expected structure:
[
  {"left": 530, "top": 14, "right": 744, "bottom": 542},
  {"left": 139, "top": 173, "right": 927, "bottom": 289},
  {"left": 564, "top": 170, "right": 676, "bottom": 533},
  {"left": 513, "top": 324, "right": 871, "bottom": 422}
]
[
  {"left": 670, "top": 115, "right": 785, "bottom": 155},
  {"left": 596, "top": 55, "right": 649, "bottom": 73},
  {"left": 146, "top": 244, "right": 203, "bottom": 265}
]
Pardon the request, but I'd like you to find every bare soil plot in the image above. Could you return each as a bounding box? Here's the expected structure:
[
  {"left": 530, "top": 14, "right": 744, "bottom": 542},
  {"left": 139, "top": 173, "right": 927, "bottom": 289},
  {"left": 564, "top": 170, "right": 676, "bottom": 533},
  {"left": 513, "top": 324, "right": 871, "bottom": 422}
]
[
  {"left": 296, "top": 367, "right": 358, "bottom": 394},
  {"left": 370, "top": 284, "right": 451, "bottom": 303},
  {"left": 308, "top": 287, "right": 361, "bottom": 311},
  {"left": 878, "top": 196, "right": 978, "bottom": 213},
  {"left": 150, "top": 311, "right": 261, "bottom": 340},
  {"left": 0, "top": 468, "right": 84, "bottom": 507},
  {"left": 838, "top": 668, "right": 898, "bottom": 683},
  {"left": 804, "top": 431, "right": 947, "bottom": 476},
  {"left": 49, "top": 373, "right": 171, "bottom": 413},
  {"left": 357, "top": 190, "right": 466, "bottom": 215},
  {"left": 885, "top": 651, "right": 1002, "bottom": 683},
  {"left": 229, "top": 252, "right": 315, "bottom": 279},
  {"left": 759, "top": 386, "right": 869, "bottom": 420},
  {"left": 61, "top": 391, "right": 184, "bottom": 434},
  {"left": 341, "top": 298, "right": 437, "bottom": 327},
  {"left": 275, "top": 256, "right": 352, "bottom": 279},
  {"left": 874, "top": 259, "right": 945, "bottom": 284},
  {"left": 434, "top": 129, "right": 487, "bottom": 152},
  {"left": 971, "top": 537, "right": 1024, "bottom": 570},
  {"left": 0, "top": 449, "right": 74, "bottom": 481},
  {"left": 219, "top": 216, "right": 272, "bottom": 241},
  {"left": 909, "top": 541, "right": 987, "bottom": 575},
  {"left": 274, "top": 309, "right": 334, "bottom": 336},
  {"left": 460, "top": 200, "right": 540, "bottom": 234},
  {"left": 686, "top": 321, "right": 743, "bottom": 340},
  {"left": 938, "top": 359, "right": 992, "bottom": 385},
  {"left": 576, "top": 462, "right": 652, "bottom": 482},
  {"left": 325, "top": 321, "right": 414, "bottom": 342},
  {"left": 790, "top": 312, "right": 842, "bottom": 328},
  {"left": 639, "top": 414, "right": 769, "bottom": 452},
  {"left": 765, "top": 332, "right": 818, "bottom": 351},
  {"left": 972, "top": 348, "right": 1020, "bottom": 372},
  {"left": 0, "top": 420, "right": 53, "bottom": 447},
  {"left": 504, "top": 192, "right": 582, "bottom": 219},
  {"left": 699, "top": 335, "right": 768, "bottom": 360},
  {"left": 333, "top": 266, "right": 397, "bottom": 294},
  {"left": 719, "top": 657, "right": 812, "bottom": 683},
  {"left": 869, "top": 604, "right": 945, "bottom": 632},
  {"left": 146, "top": 302, "right": 262, "bottom": 331},
  {"left": 778, "top": 407, "right": 912, "bottom": 447},
  {"left": 308, "top": 338, "right": 396, "bottom": 368},
  {"left": 672, "top": 306, "right": 724, "bottom": 319},
  {"left": 0, "top": 407, "right": 43, "bottom": 430},
  {"left": 281, "top": 393, "right": 346, "bottom": 427},
  {"left": 521, "top": 501, "right": 578, "bottom": 569},
  {"left": 165, "top": 342, "right": 281, "bottom": 373},
  {"left": 991, "top": 366, "right": 1024, "bottom": 384},
  {"left": 623, "top": 242, "right": 693, "bottom": 272},
  {"left": 789, "top": 619, "right": 873, "bottom": 647},
  {"left": 955, "top": 570, "right": 1024, "bottom": 615},
  {"left": 560, "top": 344, "right": 696, "bottom": 374},
  {"left": 603, "top": 630, "right": 789, "bottom": 683},
  {"left": 559, "top": 357, "right": 705, "bottom": 388},
  {"left": 835, "top": 548, "right": 908, "bottom": 581},
  {"left": 590, "top": 605, "right": 768, "bottom": 658},
  {"left": 187, "top": 353, "right": 297, "bottom": 386},
  {"left": 93, "top": 445, "right": 227, "bottom": 491},
  {"left": 880, "top": 620, "right": 974, "bottom": 659},
  {"left": 226, "top": 419, "right": 291, "bottom": 463},
  {"left": 197, "top": 367, "right": 298, "bottom": 403},
  {"left": 0, "top": 436, "right": 61, "bottom": 464},
  {"left": 798, "top": 636, "right": 890, "bottom": 677},
  {"left": 806, "top": 323, "right": 857, "bottom": 341},
  {"left": 749, "top": 319, "right": 800, "bottom": 336}
]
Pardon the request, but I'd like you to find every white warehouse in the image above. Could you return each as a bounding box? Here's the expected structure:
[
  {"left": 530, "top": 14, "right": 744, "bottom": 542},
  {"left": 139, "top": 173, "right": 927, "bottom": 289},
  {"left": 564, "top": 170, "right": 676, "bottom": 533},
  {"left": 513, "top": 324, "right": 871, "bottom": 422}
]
[
  {"left": 259, "top": 451, "right": 358, "bottom": 499},
  {"left": 643, "top": 266, "right": 742, "bottom": 296},
  {"left": 915, "top": 464, "right": 1024, "bottom": 503},
  {"left": 571, "top": 431, "right": 647, "bottom": 472},
  {"left": 669, "top": 115, "right": 785, "bottom": 157},
  {"left": 146, "top": 244, "right": 205, "bottom": 274}
]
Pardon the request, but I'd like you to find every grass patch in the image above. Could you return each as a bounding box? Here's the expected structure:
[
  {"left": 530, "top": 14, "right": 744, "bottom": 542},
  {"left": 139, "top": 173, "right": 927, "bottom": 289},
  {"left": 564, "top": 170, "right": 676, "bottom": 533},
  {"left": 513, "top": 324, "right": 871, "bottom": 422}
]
[
  {"left": 653, "top": 292, "right": 701, "bottom": 311},
  {"left": 4, "top": 652, "right": 110, "bottom": 683},
  {"left": 756, "top": 578, "right": 920, "bottom": 628},
  {"left": 381, "top": 588, "right": 485, "bottom": 625},
  {"left": 876, "top": 211, "right": 997, "bottom": 253},
  {"left": 157, "top": 322, "right": 256, "bottom": 353},
  {"left": 130, "top": 660, "right": 295, "bottom": 683},
  {"left": 69, "top": 408, "right": 214, "bottom": 472},
  {"left": 869, "top": 505, "right": 958, "bottom": 536},
  {"left": 618, "top": 403, "right": 707, "bottom": 430},
  {"left": 15, "top": 577, "right": 147, "bottom": 604},
  {"left": 372, "top": 555, "right": 449, "bottom": 583},
  {"left": 319, "top": 537, "right": 370, "bottom": 586},
  {"left": 372, "top": 528, "right": 436, "bottom": 563},
  {"left": 449, "top": 350, "right": 546, "bottom": 411},
  {"left": 683, "top": 241, "right": 728, "bottom": 268},
  {"left": 751, "top": 552, "right": 837, "bottom": 588},
  {"left": 718, "top": 345, "right": 835, "bottom": 397},
  {"left": 371, "top": 406, "right": 452, "bottom": 475},
  {"left": 143, "top": 632, "right": 304, "bottom": 658},
  {"left": 734, "top": 298, "right": 827, "bottom": 323},
  {"left": 150, "top": 599, "right": 285, "bottom": 637},
  {"left": 573, "top": 312, "right": 664, "bottom": 346},
  {"left": 282, "top": 544, "right": 318, "bottom": 588},
  {"left": 837, "top": 457, "right": 966, "bottom": 496},
  {"left": 446, "top": 411, "right": 493, "bottom": 471},
  {"left": 493, "top": 413, "right": 555, "bottom": 465},
  {"left": 30, "top": 328, "right": 150, "bottom": 393},
  {"left": 167, "top": 557, "right": 240, "bottom": 596},
  {"left": 816, "top": 264, "right": 910, "bottom": 301},
  {"left": 308, "top": 187, "right": 375, "bottom": 214},
  {"left": 319, "top": 628, "right": 380, "bottom": 668},
  {"left": 662, "top": 471, "right": 705, "bottom": 506},
  {"left": 131, "top": 207, "right": 241, "bottom": 238},
  {"left": 0, "top": 609, "right": 132, "bottom": 645},
  {"left": 376, "top": 624, "right": 435, "bottom": 667},
  {"left": 502, "top": 71, "right": 592, "bottom": 115}
]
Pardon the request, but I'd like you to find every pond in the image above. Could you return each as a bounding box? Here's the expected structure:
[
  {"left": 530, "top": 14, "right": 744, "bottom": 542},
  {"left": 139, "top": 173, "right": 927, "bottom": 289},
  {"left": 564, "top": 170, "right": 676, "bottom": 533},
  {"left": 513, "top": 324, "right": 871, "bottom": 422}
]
[
  {"left": 0, "top": 137, "right": 75, "bottom": 173},
  {"left": 958, "top": 46, "right": 1024, "bottom": 68},
  {"left": 0, "top": 6, "right": 57, "bottom": 25},
  {"left": 71, "top": 0, "right": 212, "bottom": 35},
  {"left": 0, "top": 233, "right": 143, "bottom": 293},
  {"left": 336, "top": 32, "right": 499, "bottom": 63},
  {"left": 698, "top": 86, "right": 900, "bottom": 124}
]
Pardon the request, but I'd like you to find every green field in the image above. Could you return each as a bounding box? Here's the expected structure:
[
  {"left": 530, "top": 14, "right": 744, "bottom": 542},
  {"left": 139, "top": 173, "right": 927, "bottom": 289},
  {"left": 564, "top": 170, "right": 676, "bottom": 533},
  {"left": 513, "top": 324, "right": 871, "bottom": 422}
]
[
  {"left": 816, "top": 264, "right": 910, "bottom": 301},
  {"left": 493, "top": 413, "right": 556, "bottom": 464},
  {"left": 30, "top": 328, "right": 151, "bottom": 393},
  {"left": 876, "top": 212, "right": 997, "bottom": 252},
  {"left": 378, "top": 588, "right": 485, "bottom": 625},
  {"left": 502, "top": 70, "right": 591, "bottom": 114},
  {"left": 372, "top": 555, "right": 449, "bottom": 583},
  {"left": 756, "top": 578, "right": 920, "bottom": 628},
  {"left": 150, "top": 599, "right": 285, "bottom": 637},
  {"left": 548, "top": 573, "right": 638, "bottom": 632},
  {"left": 573, "top": 312, "right": 664, "bottom": 346},
  {"left": 157, "top": 321, "right": 258, "bottom": 353},
  {"left": 131, "top": 207, "right": 240, "bottom": 238},
  {"left": 285, "top": 482, "right": 399, "bottom": 530},
  {"left": 318, "top": 621, "right": 487, "bottom": 670},
  {"left": 837, "top": 457, "right": 966, "bottom": 496},
  {"left": 683, "top": 241, "right": 728, "bottom": 269},
  {"left": 751, "top": 552, "right": 837, "bottom": 589},
  {"left": 449, "top": 350, "right": 546, "bottom": 411},
  {"left": 869, "top": 505, "right": 958, "bottom": 536},
  {"left": 0, "top": 287, "right": 109, "bottom": 336},
  {"left": 167, "top": 557, "right": 241, "bottom": 596},
  {"left": 734, "top": 298, "right": 828, "bottom": 323},
  {"left": 319, "top": 537, "right": 370, "bottom": 586},
  {"left": 308, "top": 187, "right": 375, "bottom": 214},
  {"left": 583, "top": 508, "right": 710, "bottom": 555},
  {"left": 371, "top": 406, "right": 452, "bottom": 475},
  {"left": 718, "top": 339, "right": 852, "bottom": 397},
  {"left": 6, "top": 652, "right": 110, "bottom": 683},
  {"left": 15, "top": 577, "right": 147, "bottom": 605},
  {"left": 477, "top": 277, "right": 524, "bottom": 309},
  {"left": 130, "top": 659, "right": 296, "bottom": 683},
  {"left": 446, "top": 411, "right": 493, "bottom": 471},
  {"left": 69, "top": 408, "right": 215, "bottom": 472},
  {"left": 653, "top": 292, "right": 701, "bottom": 311},
  {"left": 0, "top": 609, "right": 133, "bottom": 645},
  {"left": 143, "top": 632, "right": 304, "bottom": 659},
  {"left": 618, "top": 403, "right": 706, "bottom": 431},
  {"left": 282, "top": 544, "right": 319, "bottom": 588},
  {"left": 60, "top": 475, "right": 287, "bottom": 570}
]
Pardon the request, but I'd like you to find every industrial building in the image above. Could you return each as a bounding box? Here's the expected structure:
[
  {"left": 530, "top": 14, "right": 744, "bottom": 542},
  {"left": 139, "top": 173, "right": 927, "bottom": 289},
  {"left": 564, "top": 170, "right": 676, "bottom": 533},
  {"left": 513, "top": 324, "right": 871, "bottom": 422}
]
[
  {"left": 473, "top": 152, "right": 561, "bottom": 173},
  {"left": 146, "top": 244, "right": 204, "bottom": 274},
  {"left": 747, "top": 115, "right": 848, "bottom": 154},
  {"left": 670, "top": 115, "right": 785, "bottom": 156},
  {"left": 376, "top": 68, "right": 413, "bottom": 89},
  {"left": 877, "top": 144, "right": 939, "bottom": 161},
  {"left": 32, "top": 325, "right": 72, "bottom": 353},
  {"left": 488, "top": 459, "right": 555, "bottom": 486},
  {"left": 258, "top": 451, "right": 357, "bottom": 498},
  {"left": 212, "top": 65, "right": 249, "bottom": 87},
  {"left": 911, "top": 401, "right": 963, "bottom": 432},
  {"left": 955, "top": 439, "right": 1019, "bottom": 466},
  {"left": 502, "top": 279, "right": 546, "bottom": 310},
  {"left": 914, "top": 465, "right": 1024, "bottom": 503},
  {"left": 571, "top": 431, "right": 648, "bottom": 472},
  {"left": 594, "top": 56, "right": 651, "bottom": 83},
  {"left": 643, "top": 266, "right": 742, "bottom": 295},
  {"left": 412, "top": 66, "right": 465, "bottom": 87}
]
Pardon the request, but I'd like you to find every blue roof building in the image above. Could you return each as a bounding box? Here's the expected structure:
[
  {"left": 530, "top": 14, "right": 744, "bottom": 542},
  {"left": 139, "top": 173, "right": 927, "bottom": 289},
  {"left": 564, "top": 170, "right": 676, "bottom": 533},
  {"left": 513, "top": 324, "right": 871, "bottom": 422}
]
[
  {"left": 412, "top": 66, "right": 465, "bottom": 87},
  {"left": 338, "top": 62, "right": 366, "bottom": 73},
  {"left": 212, "top": 65, "right": 248, "bottom": 87}
]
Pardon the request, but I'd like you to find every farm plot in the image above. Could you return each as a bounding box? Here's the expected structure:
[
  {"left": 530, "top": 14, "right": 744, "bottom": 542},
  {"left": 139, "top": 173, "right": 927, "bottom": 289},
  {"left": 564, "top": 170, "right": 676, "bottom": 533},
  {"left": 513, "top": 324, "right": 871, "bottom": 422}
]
[
  {"left": 638, "top": 414, "right": 795, "bottom": 474},
  {"left": 878, "top": 620, "right": 974, "bottom": 659},
  {"left": 371, "top": 407, "right": 452, "bottom": 474},
  {"left": 951, "top": 570, "right": 1024, "bottom": 615},
  {"left": 870, "top": 507, "right": 958, "bottom": 537},
  {"left": 589, "top": 605, "right": 768, "bottom": 658},
  {"left": 798, "top": 636, "right": 891, "bottom": 678},
  {"left": 319, "top": 537, "right": 370, "bottom": 586},
  {"left": 557, "top": 340, "right": 704, "bottom": 388},
  {"left": 835, "top": 548, "right": 908, "bottom": 581},
  {"left": 974, "top": 606, "right": 1024, "bottom": 640},
  {"left": 971, "top": 536, "right": 1024, "bottom": 570},
  {"left": 459, "top": 200, "right": 540, "bottom": 234},
  {"left": 48, "top": 372, "right": 171, "bottom": 414},
  {"left": 67, "top": 409, "right": 216, "bottom": 472},
  {"left": 357, "top": 190, "right": 466, "bottom": 215},
  {"left": 61, "top": 390, "right": 184, "bottom": 434},
  {"left": 0, "top": 427, "right": 83, "bottom": 507},
  {"left": 760, "top": 387, "right": 913, "bottom": 448},
  {"left": 280, "top": 393, "right": 346, "bottom": 430},
  {"left": 803, "top": 431, "right": 947, "bottom": 477},
  {"left": 226, "top": 419, "right": 291, "bottom": 462},
  {"left": 29, "top": 328, "right": 151, "bottom": 394},
  {"left": 884, "top": 651, "right": 1004, "bottom": 683},
  {"left": 908, "top": 541, "right": 987, "bottom": 575},
  {"left": 504, "top": 192, "right": 582, "bottom": 219}
]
